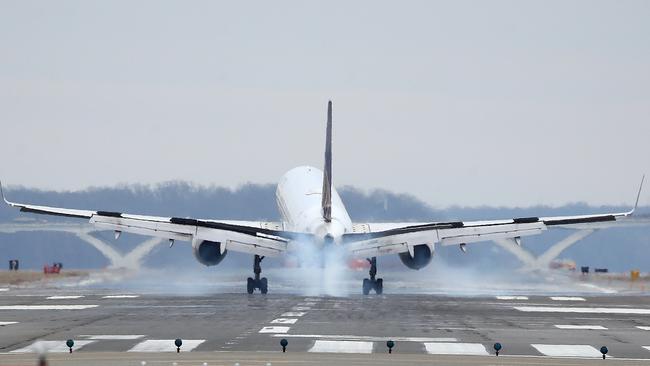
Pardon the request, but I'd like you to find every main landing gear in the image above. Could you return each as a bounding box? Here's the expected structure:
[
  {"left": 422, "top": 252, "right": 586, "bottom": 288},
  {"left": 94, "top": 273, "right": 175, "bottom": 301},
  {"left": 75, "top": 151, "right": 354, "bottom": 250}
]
[
  {"left": 247, "top": 255, "right": 268, "bottom": 294},
  {"left": 362, "top": 257, "right": 383, "bottom": 295}
]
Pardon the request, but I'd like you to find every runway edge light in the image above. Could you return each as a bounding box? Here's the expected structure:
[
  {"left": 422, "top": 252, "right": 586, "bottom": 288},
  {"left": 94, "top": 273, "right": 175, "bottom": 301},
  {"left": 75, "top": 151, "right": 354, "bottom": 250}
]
[
  {"left": 600, "top": 346, "right": 608, "bottom": 359},
  {"left": 493, "top": 342, "right": 502, "bottom": 356},
  {"left": 175, "top": 338, "right": 182, "bottom": 353},
  {"left": 280, "top": 338, "right": 288, "bottom": 352},
  {"left": 387, "top": 340, "right": 395, "bottom": 354},
  {"left": 65, "top": 339, "right": 74, "bottom": 353}
]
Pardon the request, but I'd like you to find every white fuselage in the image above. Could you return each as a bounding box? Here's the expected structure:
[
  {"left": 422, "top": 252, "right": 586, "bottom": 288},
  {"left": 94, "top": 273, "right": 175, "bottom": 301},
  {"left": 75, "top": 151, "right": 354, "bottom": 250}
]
[{"left": 276, "top": 166, "right": 352, "bottom": 244}]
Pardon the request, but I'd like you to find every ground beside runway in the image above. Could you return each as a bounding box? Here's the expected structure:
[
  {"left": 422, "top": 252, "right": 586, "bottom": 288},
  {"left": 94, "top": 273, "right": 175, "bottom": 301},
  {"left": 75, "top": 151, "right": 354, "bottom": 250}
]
[{"left": 2, "top": 286, "right": 650, "bottom": 365}]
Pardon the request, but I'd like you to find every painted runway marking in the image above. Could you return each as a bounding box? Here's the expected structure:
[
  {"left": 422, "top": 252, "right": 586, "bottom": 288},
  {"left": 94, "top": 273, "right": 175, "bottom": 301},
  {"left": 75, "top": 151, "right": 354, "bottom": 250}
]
[
  {"left": 298, "top": 302, "right": 316, "bottom": 306},
  {"left": 127, "top": 339, "right": 205, "bottom": 352},
  {"left": 102, "top": 295, "right": 139, "bottom": 299},
  {"left": 643, "top": 346, "right": 650, "bottom": 352},
  {"left": 273, "top": 334, "right": 457, "bottom": 342},
  {"left": 531, "top": 344, "right": 602, "bottom": 358},
  {"left": 292, "top": 306, "right": 310, "bottom": 311},
  {"left": 0, "top": 288, "right": 9, "bottom": 292},
  {"left": 11, "top": 340, "right": 95, "bottom": 353},
  {"left": 554, "top": 325, "right": 607, "bottom": 330},
  {"left": 46, "top": 295, "right": 85, "bottom": 300},
  {"left": 0, "top": 305, "right": 98, "bottom": 310},
  {"left": 271, "top": 318, "right": 298, "bottom": 324},
  {"left": 550, "top": 296, "right": 586, "bottom": 301},
  {"left": 637, "top": 326, "right": 650, "bottom": 331},
  {"left": 309, "top": 340, "right": 373, "bottom": 353},
  {"left": 515, "top": 306, "right": 650, "bottom": 315},
  {"left": 82, "top": 335, "right": 145, "bottom": 340},
  {"left": 304, "top": 298, "right": 320, "bottom": 302},
  {"left": 496, "top": 296, "right": 528, "bottom": 300},
  {"left": 281, "top": 312, "right": 306, "bottom": 317},
  {"left": 0, "top": 321, "right": 18, "bottom": 326},
  {"left": 259, "top": 326, "right": 290, "bottom": 334},
  {"left": 424, "top": 342, "right": 489, "bottom": 355}
]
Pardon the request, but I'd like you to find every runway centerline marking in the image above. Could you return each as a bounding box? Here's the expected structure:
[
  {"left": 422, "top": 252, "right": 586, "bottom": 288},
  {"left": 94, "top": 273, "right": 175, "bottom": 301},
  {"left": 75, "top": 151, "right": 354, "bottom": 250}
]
[
  {"left": 271, "top": 318, "right": 298, "bottom": 324},
  {"left": 128, "top": 339, "right": 205, "bottom": 352},
  {"left": 0, "top": 321, "right": 18, "bottom": 326},
  {"left": 273, "top": 334, "right": 457, "bottom": 342},
  {"left": 637, "top": 326, "right": 650, "bottom": 331},
  {"left": 102, "top": 295, "right": 139, "bottom": 299},
  {"left": 531, "top": 344, "right": 603, "bottom": 358},
  {"left": 81, "top": 335, "right": 145, "bottom": 340},
  {"left": 643, "top": 346, "right": 650, "bottom": 352},
  {"left": 11, "top": 340, "right": 95, "bottom": 353},
  {"left": 0, "top": 288, "right": 9, "bottom": 292},
  {"left": 259, "top": 326, "right": 290, "bottom": 334},
  {"left": 496, "top": 296, "right": 528, "bottom": 300},
  {"left": 550, "top": 296, "right": 586, "bottom": 301},
  {"left": 292, "top": 306, "right": 310, "bottom": 311},
  {"left": 281, "top": 312, "right": 306, "bottom": 317},
  {"left": 515, "top": 306, "right": 650, "bottom": 314},
  {"left": 424, "top": 342, "right": 489, "bottom": 355},
  {"left": 554, "top": 325, "right": 607, "bottom": 330},
  {"left": 0, "top": 305, "right": 98, "bottom": 310},
  {"left": 309, "top": 340, "right": 373, "bottom": 353},
  {"left": 46, "top": 295, "right": 85, "bottom": 300}
]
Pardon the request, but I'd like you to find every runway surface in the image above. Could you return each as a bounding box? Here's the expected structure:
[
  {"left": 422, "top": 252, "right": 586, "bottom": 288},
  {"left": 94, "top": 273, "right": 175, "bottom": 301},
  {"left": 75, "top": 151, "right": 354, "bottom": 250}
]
[{"left": 2, "top": 278, "right": 650, "bottom": 365}]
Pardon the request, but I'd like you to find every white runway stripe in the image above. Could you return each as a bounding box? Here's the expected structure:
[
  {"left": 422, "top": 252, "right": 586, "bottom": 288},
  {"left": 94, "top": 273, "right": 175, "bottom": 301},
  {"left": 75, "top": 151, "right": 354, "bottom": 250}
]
[
  {"left": 292, "top": 306, "right": 310, "bottom": 311},
  {"left": 281, "top": 312, "right": 306, "bottom": 317},
  {"left": 637, "top": 326, "right": 650, "bottom": 331},
  {"left": 532, "top": 344, "right": 602, "bottom": 358},
  {"left": 127, "top": 339, "right": 204, "bottom": 352},
  {"left": 309, "top": 340, "right": 373, "bottom": 353},
  {"left": 643, "top": 346, "right": 650, "bottom": 352},
  {"left": 496, "top": 296, "right": 528, "bottom": 300},
  {"left": 0, "top": 321, "right": 18, "bottom": 326},
  {"left": 46, "top": 295, "right": 84, "bottom": 300},
  {"left": 11, "top": 340, "right": 95, "bottom": 353},
  {"left": 271, "top": 318, "right": 298, "bottom": 324},
  {"left": 554, "top": 325, "right": 607, "bottom": 330},
  {"left": 102, "top": 295, "right": 139, "bottom": 299},
  {"left": 424, "top": 342, "right": 489, "bottom": 355},
  {"left": 82, "top": 335, "right": 145, "bottom": 340},
  {"left": 0, "top": 288, "right": 9, "bottom": 292},
  {"left": 274, "top": 334, "right": 456, "bottom": 342},
  {"left": 550, "top": 296, "right": 586, "bottom": 301},
  {"left": 259, "top": 326, "right": 290, "bottom": 333},
  {"left": 515, "top": 306, "right": 650, "bottom": 314},
  {"left": 0, "top": 305, "right": 98, "bottom": 310}
]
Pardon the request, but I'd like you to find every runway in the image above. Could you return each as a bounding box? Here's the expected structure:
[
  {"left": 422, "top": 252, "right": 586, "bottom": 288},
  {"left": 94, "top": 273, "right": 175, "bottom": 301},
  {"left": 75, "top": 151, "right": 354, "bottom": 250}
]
[{"left": 1, "top": 282, "right": 650, "bottom": 365}]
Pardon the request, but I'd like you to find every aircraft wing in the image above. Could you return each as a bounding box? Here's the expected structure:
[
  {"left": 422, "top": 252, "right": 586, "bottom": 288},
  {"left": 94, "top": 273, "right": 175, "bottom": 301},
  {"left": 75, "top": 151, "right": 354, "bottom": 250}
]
[
  {"left": 0, "top": 183, "right": 307, "bottom": 257},
  {"left": 344, "top": 178, "right": 647, "bottom": 258}
]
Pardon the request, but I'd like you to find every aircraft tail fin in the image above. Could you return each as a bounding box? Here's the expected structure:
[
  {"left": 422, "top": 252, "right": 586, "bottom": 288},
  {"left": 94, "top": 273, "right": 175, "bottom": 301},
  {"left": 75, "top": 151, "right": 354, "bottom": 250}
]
[{"left": 322, "top": 101, "right": 333, "bottom": 222}]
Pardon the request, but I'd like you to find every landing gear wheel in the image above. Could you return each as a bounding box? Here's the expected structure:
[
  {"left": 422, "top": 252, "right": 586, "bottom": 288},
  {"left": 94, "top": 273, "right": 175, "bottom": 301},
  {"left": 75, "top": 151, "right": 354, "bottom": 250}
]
[
  {"left": 246, "top": 255, "right": 268, "bottom": 294},
  {"left": 260, "top": 277, "right": 268, "bottom": 294},
  {"left": 376, "top": 278, "right": 383, "bottom": 295},
  {"left": 362, "top": 257, "right": 384, "bottom": 295},
  {"left": 362, "top": 279, "right": 371, "bottom": 295}
]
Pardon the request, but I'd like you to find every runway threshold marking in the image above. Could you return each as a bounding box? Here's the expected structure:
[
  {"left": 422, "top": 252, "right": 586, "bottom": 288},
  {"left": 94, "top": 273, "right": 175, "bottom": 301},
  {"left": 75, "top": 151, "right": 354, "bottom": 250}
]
[
  {"left": 11, "top": 340, "right": 95, "bottom": 353},
  {"left": 273, "top": 334, "right": 457, "bottom": 342},
  {"left": 496, "top": 296, "right": 528, "bottom": 300},
  {"left": 424, "top": 342, "right": 489, "bottom": 356},
  {"left": 0, "top": 321, "right": 18, "bottom": 326},
  {"left": 102, "top": 295, "right": 139, "bottom": 299},
  {"left": 259, "top": 326, "right": 290, "bottom": 334},
  {"left": 0, "top": 305, "right": 98, "bottom": 310},
  {"left": 281, "top": 312, "right": 306, "bottom": 317},
  {"left": 554, "top": 325, "right": 607, "bottom": 330},
  {"left": 531, "top": 344, "right": 603, "bottom": 358},
  {"left": 309, "top": 340, "right": 373, "bottom": 353},
  {"left": 271, "top": 318, "right": 298, "bottom": 324},
  {"left": 515, "top": 306, "right": 650, "bottom": 314},
  {"left": 46, "top": 295, "right": 85, "bottom": 300},
  {"left": 81, "top": 335, "right": 145, "bottom": 340},
  {"left": 550, "top": 296, "right": 586, "bottom": 301},
  {"left": 127, "top": 339, "right": 205, "bottom": 352}
]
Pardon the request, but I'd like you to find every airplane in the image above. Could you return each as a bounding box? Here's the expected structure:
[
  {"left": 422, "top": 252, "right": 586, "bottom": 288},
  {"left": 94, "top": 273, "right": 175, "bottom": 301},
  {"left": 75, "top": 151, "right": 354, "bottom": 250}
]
[{"left": 0, "top": 101, "right": 647, "bottom": 295}]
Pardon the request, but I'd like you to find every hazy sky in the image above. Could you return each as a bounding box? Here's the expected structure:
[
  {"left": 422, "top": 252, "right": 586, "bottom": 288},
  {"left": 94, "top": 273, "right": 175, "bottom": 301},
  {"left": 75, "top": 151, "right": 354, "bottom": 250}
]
[{"left": 1, "top": 1, "right": 649, "bottom": 208}]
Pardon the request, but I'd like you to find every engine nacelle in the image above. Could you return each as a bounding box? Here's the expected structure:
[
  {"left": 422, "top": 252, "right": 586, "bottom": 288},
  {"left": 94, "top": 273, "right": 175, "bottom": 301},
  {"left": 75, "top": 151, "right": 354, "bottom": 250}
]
[
  {"left": 399, "top": 244, "right": 433, "bottom": 270},
  {"left": 192, "top": 239, "right": 228, "bottom": 266}
]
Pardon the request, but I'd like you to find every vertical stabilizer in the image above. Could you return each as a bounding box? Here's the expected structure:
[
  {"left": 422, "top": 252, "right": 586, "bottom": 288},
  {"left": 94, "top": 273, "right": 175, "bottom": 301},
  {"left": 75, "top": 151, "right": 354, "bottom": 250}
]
[{"left": 322, "top": 101, "right": 333, "bottom": 222}]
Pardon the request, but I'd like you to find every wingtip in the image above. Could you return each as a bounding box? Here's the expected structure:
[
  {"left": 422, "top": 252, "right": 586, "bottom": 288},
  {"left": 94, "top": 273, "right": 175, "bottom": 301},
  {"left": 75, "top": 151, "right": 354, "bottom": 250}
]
[
  {"left": 0, "top": 180, "right": 8, "bottom": 205},
  {"left": 631, "top": 174, "right": 645, "bottom": 214}
]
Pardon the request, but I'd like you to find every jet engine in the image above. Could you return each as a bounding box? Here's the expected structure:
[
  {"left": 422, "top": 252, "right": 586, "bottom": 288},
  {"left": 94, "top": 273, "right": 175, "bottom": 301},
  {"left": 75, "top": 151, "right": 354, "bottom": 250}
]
[
  {"left": 192, "top": 239, "right": 228, "bottom": 266},
  {"left": 398, "top": 244, "right": 432, "bottom": 270}
]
